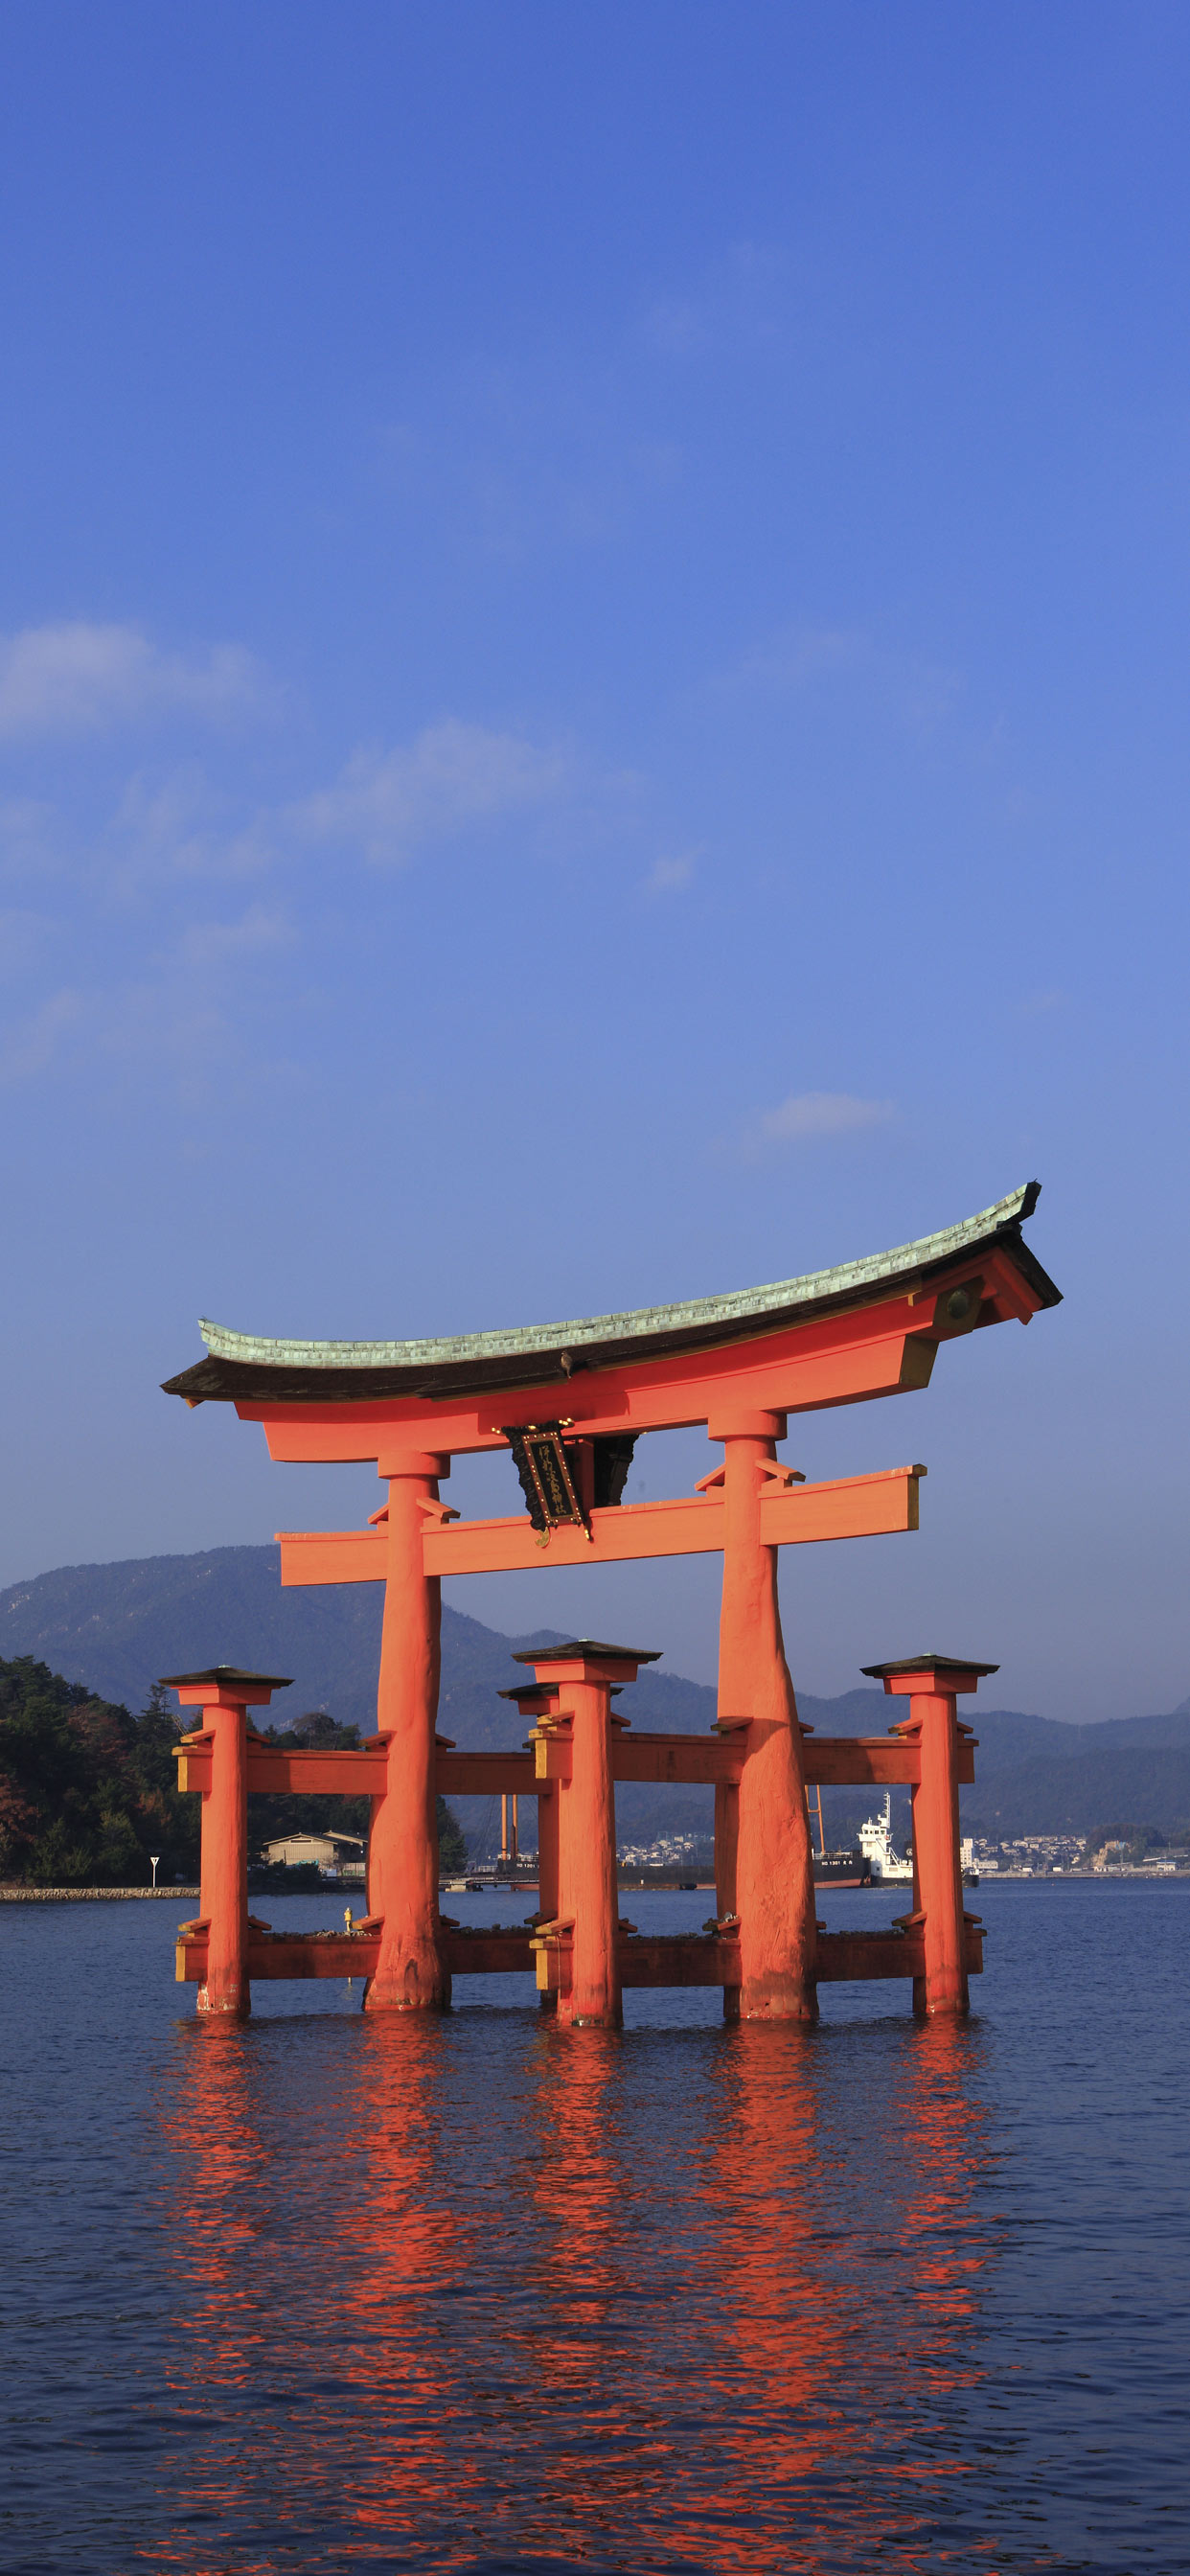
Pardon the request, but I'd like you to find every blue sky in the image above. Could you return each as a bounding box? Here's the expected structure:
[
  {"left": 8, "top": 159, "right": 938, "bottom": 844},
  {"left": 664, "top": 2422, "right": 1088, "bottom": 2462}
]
[{"left": 2, "top": 2, "right": 1187, "bottom": 1720}]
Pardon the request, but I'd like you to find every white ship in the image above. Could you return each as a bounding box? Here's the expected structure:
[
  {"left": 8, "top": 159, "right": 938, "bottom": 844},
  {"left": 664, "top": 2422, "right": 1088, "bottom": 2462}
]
[{"left": 858, "top": 1795, "right": 914, "bottom": 1885}]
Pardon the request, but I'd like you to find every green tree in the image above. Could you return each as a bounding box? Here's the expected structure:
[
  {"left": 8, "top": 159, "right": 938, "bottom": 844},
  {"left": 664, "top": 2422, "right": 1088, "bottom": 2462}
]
[
  {"left": 0, "top": 1658, "right": 467, "bottom": 1888},
  {"left": 0, "top": 1658, "right": 198, "bottom": 1885}
]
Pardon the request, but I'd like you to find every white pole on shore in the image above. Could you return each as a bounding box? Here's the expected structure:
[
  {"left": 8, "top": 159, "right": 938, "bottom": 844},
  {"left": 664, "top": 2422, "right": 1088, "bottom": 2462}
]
[{"left": 149, "top": 1854, "right": 159, "bottom": 1889}]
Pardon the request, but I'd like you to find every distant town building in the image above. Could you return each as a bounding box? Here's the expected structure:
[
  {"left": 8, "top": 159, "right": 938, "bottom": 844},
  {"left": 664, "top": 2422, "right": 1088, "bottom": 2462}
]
[{"left": 261, "top": 1829, "right": 365, "bottom": 1879}]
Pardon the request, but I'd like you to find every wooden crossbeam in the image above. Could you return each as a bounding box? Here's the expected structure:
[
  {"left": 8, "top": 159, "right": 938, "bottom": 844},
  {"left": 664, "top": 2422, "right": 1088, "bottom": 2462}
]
[
  {"left": 175, "top": 1741, "right": 386, "bottom": 1794},
  {"left": 534, "top": 1731, "right": 973, "bottom": 1787},
  {"left": 277, "top": 1464, "right": 923, "bottom": 1589},
  {"left": 175, "top": 1927, "right": 537, "bottom": 1982},
  {"left": 175, "top": 1920, "right": 984, "bottom": 1989},
  {"left": 241, "top": 1271, "right": 1008, "bottom": 1462},
  {"left": 806, "top": 1735, "right": 975, "bottom": 1786},
  {"left": 436, "top": 1750, "right": 537, "bottom": 1797},
  {"left": 174, "top": 1728, "right": 975, "bottom": 1798}
]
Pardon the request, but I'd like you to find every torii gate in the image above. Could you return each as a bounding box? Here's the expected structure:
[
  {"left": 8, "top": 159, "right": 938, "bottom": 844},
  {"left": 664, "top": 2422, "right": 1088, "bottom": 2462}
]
[{"left": 163, "top": 1183, "right": 1059, "bottom": 2024}]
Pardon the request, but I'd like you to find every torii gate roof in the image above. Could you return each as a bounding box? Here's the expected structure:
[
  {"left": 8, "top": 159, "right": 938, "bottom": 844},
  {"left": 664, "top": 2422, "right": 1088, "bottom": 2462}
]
[{"left": 162, "top": 1181, "right": 1059, "bottom": 1410}]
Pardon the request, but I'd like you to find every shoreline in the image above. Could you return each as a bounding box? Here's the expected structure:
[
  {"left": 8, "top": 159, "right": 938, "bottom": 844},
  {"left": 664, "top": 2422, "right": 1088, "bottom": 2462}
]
[
  {"left": 4, "top": 1874, "right": 1189, "bottom": 1903},
  {"left": 0, "top": 1885, "right": 200, "bottom": 1901}
]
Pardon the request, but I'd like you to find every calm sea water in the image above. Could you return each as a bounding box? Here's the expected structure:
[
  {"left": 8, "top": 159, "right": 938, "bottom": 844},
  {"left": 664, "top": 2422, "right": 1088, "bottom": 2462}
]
[{"left": 1, "top": 1881, "right": 1187, "bottom": 2576}]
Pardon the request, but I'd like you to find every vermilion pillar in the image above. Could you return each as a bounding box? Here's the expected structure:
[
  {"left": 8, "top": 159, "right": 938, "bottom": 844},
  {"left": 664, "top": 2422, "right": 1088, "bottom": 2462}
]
[
  {"left": 861, "top": 1655, "right": 997, "bottom": 2018},
  {"left": 365, "top": 1449, "right": 450, "bottom": 2011},
  {"left": 711, "top": 1411, "right": 817, "bottom": 2022},
  {"left": 163, "top": 1665, "right": 292, "bottom": 2020},
  {"left": 515, "top": 1643, "right": 657, "bottom": 2030}
]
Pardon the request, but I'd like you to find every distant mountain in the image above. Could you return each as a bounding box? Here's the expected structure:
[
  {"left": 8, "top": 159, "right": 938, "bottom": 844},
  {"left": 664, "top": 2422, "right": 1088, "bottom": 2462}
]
[
  {"left": 0, "top": 1543, "right": 857, "bottom": 1850},
  {"left": 961, "top": 1743, "right": 1190, "bottom": 1840},
  {"left": 3, "top": 1546, "right": 1188, "bottom": 1852}
]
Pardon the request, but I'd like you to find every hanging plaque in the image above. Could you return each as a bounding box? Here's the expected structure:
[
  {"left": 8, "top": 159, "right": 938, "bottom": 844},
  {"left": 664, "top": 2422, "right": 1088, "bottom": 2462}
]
[{"left": 502, "top": 1423, "right": 590, "bottom": 1539}]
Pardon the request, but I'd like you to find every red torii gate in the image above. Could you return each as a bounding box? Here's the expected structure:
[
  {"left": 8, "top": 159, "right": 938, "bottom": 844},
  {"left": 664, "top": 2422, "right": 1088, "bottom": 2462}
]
[{"left": 164, "top": 1183, "right": 1059, "bottom": 2025}]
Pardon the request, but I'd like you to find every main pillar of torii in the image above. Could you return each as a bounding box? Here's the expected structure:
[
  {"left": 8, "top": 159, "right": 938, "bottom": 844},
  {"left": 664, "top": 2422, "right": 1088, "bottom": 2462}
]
[
  {"left": 160, "top": 1184, "right": 1060, "bottom": 2020},
  {"left": 364, "top": 1444, "right": 450, "bottom": 2010},
  {"left": 706, "top": 1408, "right": 816, "bottom": 2017}
]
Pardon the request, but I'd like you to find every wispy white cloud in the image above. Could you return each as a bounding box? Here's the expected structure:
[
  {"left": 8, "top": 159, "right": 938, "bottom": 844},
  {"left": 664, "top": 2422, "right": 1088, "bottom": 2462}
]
[
  {"left": 0, "top": 988, "right": 82, "bottom": 1083},
  {"left": 1016, "top": 987, "right": 1066, "bottom": 1018},
  {"left": 642, "top": 850, "right": 697, "bottom": 896},
  {"left": 290, "top": 719, "right": 571, "bottom": 865},
  {"left": 180, "top": 905, "right": 295, "bottom": 967},
  {"left": 0, "top": 906, "right": 300, "bottom": 1093},
  {"left": 108, "top": 766, "right": 278, "bottom": 886},
  {"left": 0, "top": 622, "right": 272, "bottom": 738},
  {"left": 0, "top": 795, "right": 63, "bottom": 880},
  {"left": 715, "top": 619, "right": 964, "bottom": 738},
  {"left": 744, "top": 1090, "right": 896, "bottom": 1155},
  {"left": 721, "top": 624, "right": 861, "bottom": 694}
]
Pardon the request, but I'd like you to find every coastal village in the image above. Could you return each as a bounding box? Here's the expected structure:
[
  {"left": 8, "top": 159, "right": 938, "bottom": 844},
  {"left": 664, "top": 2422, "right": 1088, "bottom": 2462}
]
[{"left": 250, "top": 1820, "right": 1190, "bottom": 1889}]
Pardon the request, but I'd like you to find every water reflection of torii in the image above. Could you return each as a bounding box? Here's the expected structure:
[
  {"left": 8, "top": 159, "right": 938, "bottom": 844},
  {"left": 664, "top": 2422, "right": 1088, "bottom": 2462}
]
[{"left": 153, "top": 2012, "right": 1000, "bottom": 2574}]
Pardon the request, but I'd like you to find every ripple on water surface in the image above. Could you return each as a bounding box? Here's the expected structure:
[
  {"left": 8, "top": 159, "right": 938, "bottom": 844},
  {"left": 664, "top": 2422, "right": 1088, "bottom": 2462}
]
[{"left": 1, "top": 1882, "right": 1187, "bottom": 2574}]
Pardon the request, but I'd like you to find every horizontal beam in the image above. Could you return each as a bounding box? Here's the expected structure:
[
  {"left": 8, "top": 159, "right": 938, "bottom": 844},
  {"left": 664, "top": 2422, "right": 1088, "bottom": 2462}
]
[
  {"left": 175, "top": 1927, "right": 537, "bottom": 1983},
  {"left": 537, "top": 1732, "right": 973, "bottom": 1787},
  {"left": 174, "top": 1727, "right": 973, "bottom": 1798},
  {"left": 530, "top": 1923, "right": 984, "bottom": 1991},
  {"left": 176, "top": 1920, "right": 984, "bottom": 1988},
  {"left": 437, "top": 1750, "right": 538, "bottom": 1797},
  {"left": 176, "top": 1931, "right": 378, "bottom": 1982},
  {"left": 279, "top": 1530, "right": 386, "bottom": 1585},
  {"left": 445, "top": 1927, "right": 534, "bottom": 1974},
  {"left": 278, "top": 1465, "right": 922, "bottom": 1589},
  {"left": 242, "top": 1266, "right": 1024, "bottom": 1460},
  {"left": 621, "top": 1934, "right": 738, "bottom": 1988},
  {"left": 175, "top": 1743, "right": 387, "bottom": 1795},
  {"left": 599, "top": 1732, "right": 738, "bottom": 1787},
  {"left": 805, "top": 1735, "right": 975, "bottom": 1786}
]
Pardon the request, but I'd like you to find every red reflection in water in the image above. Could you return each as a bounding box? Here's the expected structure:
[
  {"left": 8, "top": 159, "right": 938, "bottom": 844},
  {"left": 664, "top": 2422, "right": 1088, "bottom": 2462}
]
[
  {"left": 148, "top": 2009, "right": 1001, "bottom": 2576},
  {"left": 334, "top": 2015, "right": 476, "bottom": 2547},
  {"left": 157, "top": 2022, "right": 268, "bottom": 2371},
  {"left": 675, "top": 2018, "right": 996, "bottom": 2574},
  {"left": 521, "top": 2028, "right": 640, "bottom": 2557},
  {"left": 150, "top": 2022, "right": 279, "bottom": 2570},
  {"left": 154, "top": 2013, "right": 478, "bottom": 2570},
  {"left": 891, "top": 2018, "right": 995, "bottom": 2349}
]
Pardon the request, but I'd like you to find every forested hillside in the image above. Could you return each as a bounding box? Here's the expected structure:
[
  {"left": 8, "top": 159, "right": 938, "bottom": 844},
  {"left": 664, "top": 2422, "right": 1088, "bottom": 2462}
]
[
  {"left": 0, "top": 1659, "right": 466, "bottom": 1886},
  {"left": 0, "top": 1659, "right": 199, "bottom": 1884}
]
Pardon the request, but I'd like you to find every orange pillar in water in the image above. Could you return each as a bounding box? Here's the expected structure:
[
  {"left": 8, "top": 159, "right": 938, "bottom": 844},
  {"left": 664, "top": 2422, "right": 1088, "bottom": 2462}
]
[
  {"left": 515, "top": 1642, "right": 657, "bottom": 2030},
  {"left": 164, "top": 1665, "right": 292, "bottom": 2020},
  {"left": 862, "top": 1655, "right": 997, "bottom": 2018},
  {"left": 711, "top": 1412, "right": 817, "bottom": 2022},
  {"left": 365, "top": 1449, "right": 450, "bottom": 2011}
]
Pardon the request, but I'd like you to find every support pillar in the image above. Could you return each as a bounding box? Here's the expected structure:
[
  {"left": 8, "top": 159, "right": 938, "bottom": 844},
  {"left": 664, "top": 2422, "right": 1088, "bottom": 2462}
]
[
  {"left": 861, "top": 1655, "right": 997, "bottom": 2019},
  {"left": 366, "top": 1450, "right": 450, "bottom": 2012},
  {"left": 162, "top": 1665, "right": 292, "bottom": 2021},
  {"left": 711, "top": 1412, "right": 817, "bottom": 2021},
  {"left": 515, "top": 1642, "right": 658, "bottom": 2031},
  {"left": 200, "top": 1701, "right": 248, "bottom": 2017},
  {"left": 502, "top": 1679, "right": 562, "bottom": 2012}
]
